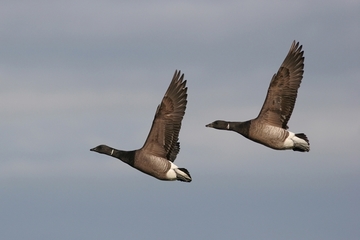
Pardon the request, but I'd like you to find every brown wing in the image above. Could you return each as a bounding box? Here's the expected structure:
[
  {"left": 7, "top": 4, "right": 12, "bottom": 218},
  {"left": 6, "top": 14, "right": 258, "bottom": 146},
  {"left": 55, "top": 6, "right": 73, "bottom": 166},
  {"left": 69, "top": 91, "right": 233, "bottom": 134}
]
[
  {"left": 141, "top": 70, "right": 187, "bottom": 162},
  {"left": 255, "top": 41, "right": 304, "bottom": 129}
]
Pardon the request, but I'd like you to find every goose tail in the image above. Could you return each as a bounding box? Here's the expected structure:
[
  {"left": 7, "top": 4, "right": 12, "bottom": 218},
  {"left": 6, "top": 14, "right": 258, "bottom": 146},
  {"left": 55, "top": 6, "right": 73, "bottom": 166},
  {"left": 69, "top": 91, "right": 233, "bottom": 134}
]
[
  {"left": 293, "top": 133, "right": 310, "bottom": 152},
  {"left": 174, "top": 168, "right": 192, "bottom": 182}
]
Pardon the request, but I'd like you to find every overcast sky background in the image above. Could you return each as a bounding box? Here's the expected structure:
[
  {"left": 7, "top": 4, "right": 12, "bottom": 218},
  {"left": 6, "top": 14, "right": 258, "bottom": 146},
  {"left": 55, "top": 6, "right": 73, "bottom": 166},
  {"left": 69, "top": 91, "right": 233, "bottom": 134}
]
[{"left": 1, "top": 1, "right": 359, "bottom": 239}]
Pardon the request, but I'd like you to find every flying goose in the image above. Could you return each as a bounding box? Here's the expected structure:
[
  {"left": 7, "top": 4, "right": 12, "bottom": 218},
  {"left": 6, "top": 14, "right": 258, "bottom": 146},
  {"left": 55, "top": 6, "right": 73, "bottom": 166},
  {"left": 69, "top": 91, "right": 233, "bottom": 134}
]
[
  {"left": 91, "top": 70, "right": 191, "bottom": 182},
  {"left": 206, "top": 41, "right": 310, "bottom": 152}
]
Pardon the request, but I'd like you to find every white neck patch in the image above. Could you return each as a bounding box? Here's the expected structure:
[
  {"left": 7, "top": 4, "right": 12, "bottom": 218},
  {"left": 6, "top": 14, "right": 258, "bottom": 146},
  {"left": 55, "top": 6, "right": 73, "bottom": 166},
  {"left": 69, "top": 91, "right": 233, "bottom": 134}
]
[
  {"left": 227, "top": 123, "right": 230, "bottom": 130},
  {"left": 110, "top": 149, "right": 114, "bottom": 156}
]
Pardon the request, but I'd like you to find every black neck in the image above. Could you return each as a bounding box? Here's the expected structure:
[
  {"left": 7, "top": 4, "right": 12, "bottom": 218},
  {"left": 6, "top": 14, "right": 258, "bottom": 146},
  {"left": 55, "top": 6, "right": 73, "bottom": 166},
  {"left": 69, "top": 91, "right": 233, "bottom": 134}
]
[
  {"left": 229, "top": 120, "right": 251, "bottom": 136},
  {"left": 112, "top": 149, "right": 136, "bottom": 166}
]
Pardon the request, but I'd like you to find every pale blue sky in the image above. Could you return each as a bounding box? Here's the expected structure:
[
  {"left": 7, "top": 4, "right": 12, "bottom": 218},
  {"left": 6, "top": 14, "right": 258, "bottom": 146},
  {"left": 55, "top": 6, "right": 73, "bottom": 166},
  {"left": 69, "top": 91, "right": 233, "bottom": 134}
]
[{"left": 1, "top": 1, "right": 359, "bottom": 239}]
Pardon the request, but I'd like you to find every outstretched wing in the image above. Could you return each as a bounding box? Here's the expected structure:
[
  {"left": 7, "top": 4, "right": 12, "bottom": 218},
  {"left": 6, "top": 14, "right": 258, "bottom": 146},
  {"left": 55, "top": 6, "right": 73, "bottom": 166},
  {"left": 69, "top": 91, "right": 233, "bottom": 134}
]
[
  {"left": 256, "top": 41, "right": 304, "bottom": 129},
  {"left": 141, "top": 70, "right": 187, "bottom": 162}
]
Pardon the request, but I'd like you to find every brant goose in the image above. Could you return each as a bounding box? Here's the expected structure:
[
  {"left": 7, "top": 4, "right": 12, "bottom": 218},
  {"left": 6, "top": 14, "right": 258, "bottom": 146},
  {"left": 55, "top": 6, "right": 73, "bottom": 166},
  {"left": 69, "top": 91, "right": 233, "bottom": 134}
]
[
  {"left": 91, "top": 70, "right": 191, "bottom": 182},
  {"left": 206, "top": 41, "right": 310, "bottom": 152}
]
